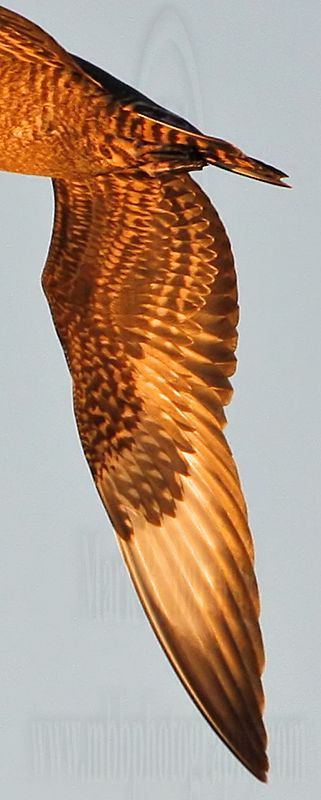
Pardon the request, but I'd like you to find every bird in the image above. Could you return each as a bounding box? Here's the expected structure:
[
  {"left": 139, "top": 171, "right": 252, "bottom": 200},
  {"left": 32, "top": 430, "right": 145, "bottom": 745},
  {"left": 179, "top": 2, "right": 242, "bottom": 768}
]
[{"left": 0, "top": 5, "right": 288, "bottom": 783}]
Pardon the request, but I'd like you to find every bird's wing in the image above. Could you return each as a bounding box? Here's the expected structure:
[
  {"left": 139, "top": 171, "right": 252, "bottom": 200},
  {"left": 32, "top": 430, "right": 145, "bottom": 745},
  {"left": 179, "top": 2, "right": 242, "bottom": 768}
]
[
  {"left": 0, "top": 7, "right": 287, "bottom": 187},
  {"left": 42, "top": 170, "right": 268, "bottom": 781},
  {"left": 72, "top": 53, "right": 288, "bottom": 186},
  {"left": 71, "top": 53, "right": 202, "bottom": 135}
]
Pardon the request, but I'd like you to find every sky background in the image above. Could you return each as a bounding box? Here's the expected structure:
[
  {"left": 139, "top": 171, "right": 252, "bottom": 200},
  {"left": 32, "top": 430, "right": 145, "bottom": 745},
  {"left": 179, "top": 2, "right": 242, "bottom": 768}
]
[{"left": 0, "top": 1, "right": 320, "bottom": 798}]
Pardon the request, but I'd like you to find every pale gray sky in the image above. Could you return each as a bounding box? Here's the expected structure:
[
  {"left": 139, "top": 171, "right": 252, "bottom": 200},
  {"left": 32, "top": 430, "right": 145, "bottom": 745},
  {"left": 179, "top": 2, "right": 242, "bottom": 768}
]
[{"left": 0, "top": 1, "right": 320, "bottom": 798}]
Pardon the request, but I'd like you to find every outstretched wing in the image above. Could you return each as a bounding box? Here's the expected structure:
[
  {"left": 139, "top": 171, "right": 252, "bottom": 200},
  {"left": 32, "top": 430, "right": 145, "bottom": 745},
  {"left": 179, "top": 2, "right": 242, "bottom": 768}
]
[
  {"left": 0, "top": 7, "right": 288, "bottom": 186},
  {"left": 43, "top": 170, "right": 268, "bottom": 781}
]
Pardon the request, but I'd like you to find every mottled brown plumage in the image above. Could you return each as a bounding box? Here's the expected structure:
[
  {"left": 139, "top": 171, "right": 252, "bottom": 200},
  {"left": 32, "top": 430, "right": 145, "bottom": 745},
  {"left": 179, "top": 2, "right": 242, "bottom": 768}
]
[{"left": 0, "top": 5, "right": 288, "bottom": 782}]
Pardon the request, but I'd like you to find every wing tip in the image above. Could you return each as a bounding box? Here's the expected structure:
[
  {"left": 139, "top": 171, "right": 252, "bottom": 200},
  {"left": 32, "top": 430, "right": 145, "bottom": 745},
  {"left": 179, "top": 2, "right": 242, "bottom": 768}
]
[
  {"left": 221, "top": 725, "right": 269, "bottom": 783},
  {"left": 235, "top": 743, "right": 269, "bottom": 783},
  {"left": 255, "top": 767, "right": 268, "bottom": 783},
  {"left": 255, "top": 759, "right": 269, "bottom": 783}
]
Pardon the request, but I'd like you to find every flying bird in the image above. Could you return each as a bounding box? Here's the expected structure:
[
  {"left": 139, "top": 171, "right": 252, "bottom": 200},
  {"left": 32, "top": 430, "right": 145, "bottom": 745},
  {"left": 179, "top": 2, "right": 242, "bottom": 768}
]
[{"left": 0, "top": 5, "right": 288, "bottom": 782}]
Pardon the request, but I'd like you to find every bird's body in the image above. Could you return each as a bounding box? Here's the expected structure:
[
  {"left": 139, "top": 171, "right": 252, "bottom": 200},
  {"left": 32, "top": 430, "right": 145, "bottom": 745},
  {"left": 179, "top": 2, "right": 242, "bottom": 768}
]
[{"left": 0, "top": 5, "right": 288, "bottom": 782}]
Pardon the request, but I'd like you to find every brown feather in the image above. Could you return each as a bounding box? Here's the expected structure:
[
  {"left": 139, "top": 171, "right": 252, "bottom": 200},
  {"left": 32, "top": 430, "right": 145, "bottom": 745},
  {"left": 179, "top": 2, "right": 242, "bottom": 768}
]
[
  {"left": 0, "top": 4, "right": 289, "bottom": 783},
  {"left": 43, "top": 172, "right": 268, "bottom": 780}
]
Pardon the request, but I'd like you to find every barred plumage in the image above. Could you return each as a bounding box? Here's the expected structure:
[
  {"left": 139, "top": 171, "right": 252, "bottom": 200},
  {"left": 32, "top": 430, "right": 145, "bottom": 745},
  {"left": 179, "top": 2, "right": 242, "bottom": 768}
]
[{"left": 0, "top": 5, "right": 288, "bottom": 782}]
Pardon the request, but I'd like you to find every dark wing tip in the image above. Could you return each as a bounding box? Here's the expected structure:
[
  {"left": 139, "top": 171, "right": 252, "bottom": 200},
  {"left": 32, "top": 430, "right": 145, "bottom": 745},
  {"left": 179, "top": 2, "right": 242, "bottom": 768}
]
[{"left": 255, "top": 769, "right": 268, "bottom": 783}]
